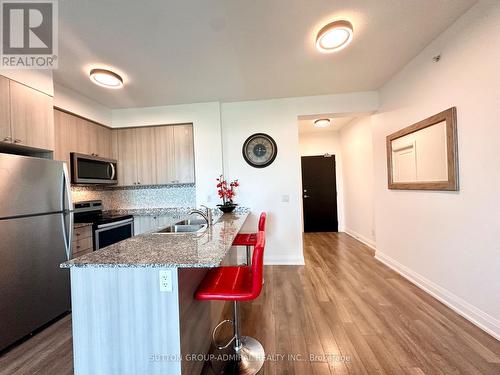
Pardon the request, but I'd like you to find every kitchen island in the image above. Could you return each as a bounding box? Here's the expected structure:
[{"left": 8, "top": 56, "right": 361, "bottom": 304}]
[{"left": 61, "top": 210, "right": 249, "bottom": 375}]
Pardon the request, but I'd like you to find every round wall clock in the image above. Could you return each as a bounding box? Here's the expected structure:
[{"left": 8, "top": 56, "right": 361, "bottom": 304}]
[{"left": 242, "top": 133, "right": 278, "bottom": 168}]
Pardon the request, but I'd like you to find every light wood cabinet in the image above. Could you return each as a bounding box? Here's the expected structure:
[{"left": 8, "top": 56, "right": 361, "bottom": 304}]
[
  {"left": 155, "top": 126, "right": 176, "bottom": 184},
  {"left": 96, "top": 124, "right": 112, "bottom": 158},
  {"left": 173, "top": 124, "right": 195, "bottom": 183},
  {"left": 54, "top": 110, "right": 78, "bottom": 167},
  {"left": 54, "top": 109, "right": 113, "bottom": 168},
  {"left": 111, "top": 123, "right": 195, "bottom": 187},
  {"left": 154, "top": 124, "right": 195, "bottom": 184},
  {"left": 0, "top": 76, "right": 54, "bottom": 151},
  {"left": 116, "top": 128, "right": 138, "bottom": 186},
  {"left": 136, "top": 127, "right": 157, "bottom": 185},
  {"left": 9, "top": 80, "right": 54, "bottom": 150},
  {"left": 0, "top": 76, "right": 10, "bottom": 142}
]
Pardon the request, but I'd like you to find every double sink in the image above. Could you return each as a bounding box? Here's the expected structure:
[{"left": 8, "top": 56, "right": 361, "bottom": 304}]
[{"left": 156, "top": 218, "right": 208, "bottom": 234}]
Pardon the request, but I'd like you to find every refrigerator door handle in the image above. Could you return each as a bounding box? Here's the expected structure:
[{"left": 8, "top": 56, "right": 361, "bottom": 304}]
[{"left": 62, "top": 164, "right": 73, "bottom": 259}]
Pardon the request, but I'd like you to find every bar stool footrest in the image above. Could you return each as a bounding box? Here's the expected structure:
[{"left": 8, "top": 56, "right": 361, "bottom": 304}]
[{"left": 212, "top": 319, "right": 235, "bottom": 350}]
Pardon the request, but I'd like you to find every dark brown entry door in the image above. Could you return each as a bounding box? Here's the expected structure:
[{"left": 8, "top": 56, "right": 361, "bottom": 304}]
[{"left": 301, "top": 155, "right": 338, "bottom": 232}]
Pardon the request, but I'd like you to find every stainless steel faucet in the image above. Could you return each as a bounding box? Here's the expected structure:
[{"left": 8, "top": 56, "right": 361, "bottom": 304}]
[{"left": 189, "top": 205, "right": 213, "bottom": 226}]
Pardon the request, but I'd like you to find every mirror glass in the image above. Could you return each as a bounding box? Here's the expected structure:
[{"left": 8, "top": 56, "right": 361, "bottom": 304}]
[
  {"left": 391, "top": 121, "right": 448, "bottom": 183},
  {"left": 386, "top": 107, "right": 458, "bottom": 191}
]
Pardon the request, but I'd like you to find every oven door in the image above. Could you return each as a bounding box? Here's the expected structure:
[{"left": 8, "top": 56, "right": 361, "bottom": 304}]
[
  {"left": 94, "top": 218, "right": 134, "bottom": 251},
  {"left": 71, "top": 153, "right": 118, "bottom": 185}
]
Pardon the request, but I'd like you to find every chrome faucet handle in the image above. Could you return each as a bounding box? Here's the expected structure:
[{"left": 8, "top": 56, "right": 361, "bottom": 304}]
[{"left": 200, "top": 205, "right": 212, "bottom": 225}]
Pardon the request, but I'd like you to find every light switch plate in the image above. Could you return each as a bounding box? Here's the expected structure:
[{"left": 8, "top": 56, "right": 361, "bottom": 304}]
[
  {"left": 281, "top": 194, "right": 290, "bottom": 203},
  {"left": 159, "top": 270, "right": 173, "bottom": 292}
]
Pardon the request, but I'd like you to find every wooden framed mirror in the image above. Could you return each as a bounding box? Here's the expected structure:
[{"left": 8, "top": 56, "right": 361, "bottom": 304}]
[{"left": 386, "top": 107, "right": 459, "bottom": 191}]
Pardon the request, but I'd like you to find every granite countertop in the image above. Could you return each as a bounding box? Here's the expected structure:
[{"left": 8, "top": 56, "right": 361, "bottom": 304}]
[{"left": 61, "top": 209, "right": 249, "bottom": 269}]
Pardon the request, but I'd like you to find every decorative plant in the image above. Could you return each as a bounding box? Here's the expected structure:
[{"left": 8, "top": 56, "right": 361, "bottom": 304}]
[{"left": 216, "top": 175, "right": 239, "bottom": 205}]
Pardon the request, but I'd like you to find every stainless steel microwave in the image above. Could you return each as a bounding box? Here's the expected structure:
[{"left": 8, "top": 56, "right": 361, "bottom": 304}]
[{"left": 71, "top": 153, "right": 118, "bottom": 185}]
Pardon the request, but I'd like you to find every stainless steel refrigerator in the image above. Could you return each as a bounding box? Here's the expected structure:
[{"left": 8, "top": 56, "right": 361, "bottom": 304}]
[{"left": 0, "top": 153, "right": 73, "bottom": 351}]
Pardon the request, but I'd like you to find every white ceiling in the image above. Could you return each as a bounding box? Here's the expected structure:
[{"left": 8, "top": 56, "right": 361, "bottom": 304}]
[{"left": 54, "top": 0, "right": 475, "bottom": 109}]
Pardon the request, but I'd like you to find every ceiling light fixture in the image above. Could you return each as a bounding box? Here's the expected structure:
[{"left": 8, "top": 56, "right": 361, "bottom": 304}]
[
  {"left": 314, "top": 118, "right": 331, "bottom": 128},
  {"left": 316, "top": 20, "right": 353, "bottom": 53},
  {"left": 89, "top": 68, "right": 124, "bottom": 89}
]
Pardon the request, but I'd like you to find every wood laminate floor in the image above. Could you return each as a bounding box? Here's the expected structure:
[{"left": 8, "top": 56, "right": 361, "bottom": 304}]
[{"left": 1, "top": 233, "right": 499, "bottom": 374}]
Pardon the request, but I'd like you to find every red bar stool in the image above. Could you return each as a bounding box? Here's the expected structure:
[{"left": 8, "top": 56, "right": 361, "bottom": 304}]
[
  {"left": 195, "top": 232, "right": 266, "bottom": 374},
  {"left": 232, "top": 212, "right": 266, "bottom": 265}
]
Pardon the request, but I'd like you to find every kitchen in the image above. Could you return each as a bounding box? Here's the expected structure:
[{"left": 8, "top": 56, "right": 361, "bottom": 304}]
[{"left": 1, "top": 1, "right": 500, "bottom": 375}]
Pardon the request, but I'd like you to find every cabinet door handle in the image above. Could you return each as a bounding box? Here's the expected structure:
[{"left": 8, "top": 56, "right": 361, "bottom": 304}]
[
  {"left": 14, "top": 139, "right": 21, "bottom": 143},
  {"left": 2, "top": 137, "right": 11, "bottom": 142}
]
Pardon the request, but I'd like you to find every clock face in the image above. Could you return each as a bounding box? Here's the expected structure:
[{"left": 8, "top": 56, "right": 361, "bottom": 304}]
[{"left": 242, "top": 133, "right": 278, "bottom": 168}]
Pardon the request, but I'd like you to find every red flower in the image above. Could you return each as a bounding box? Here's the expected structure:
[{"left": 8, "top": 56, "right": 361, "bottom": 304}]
[{"left": 216, "top": 175, "right": 239, "bottom": 204}]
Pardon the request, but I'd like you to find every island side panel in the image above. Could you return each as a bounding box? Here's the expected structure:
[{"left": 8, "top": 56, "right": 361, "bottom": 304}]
[
  {"left": 178, "top": 247, "right": 238, "bottom": 374},
  {"left": 70, "top": 267, "right": 182, "bottom": 375}
]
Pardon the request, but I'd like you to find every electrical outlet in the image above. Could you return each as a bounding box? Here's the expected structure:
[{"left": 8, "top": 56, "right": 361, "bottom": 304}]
[
  {"left": 159, "top": 270, "right": 173, "bottom": 292},
  {"left": 281, "top": 194, "right": 290, "bottom": 203}
]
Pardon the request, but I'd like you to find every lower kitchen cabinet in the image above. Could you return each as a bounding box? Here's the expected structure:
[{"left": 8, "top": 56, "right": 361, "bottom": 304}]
[
  {"left": 133, "top": 216, "right": 158, "bottom": 235},
  {"left": 72, "top": 225, "right": 93, "bottom": 259},
  {"left": 133, "top": 215, "right": 179, "bottom": 235}
]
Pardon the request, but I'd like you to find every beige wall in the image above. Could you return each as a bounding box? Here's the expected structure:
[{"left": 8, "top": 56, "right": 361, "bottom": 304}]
[
  {"left": 371, "top": 0, "right": 500, "bottom": 339},
  {"left": 339, "top": 116, "right": 375, "bottom": 247}
]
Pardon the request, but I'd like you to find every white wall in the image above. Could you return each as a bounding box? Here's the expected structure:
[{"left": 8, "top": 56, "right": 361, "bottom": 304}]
[
  {"left": 111, "top": 102, "right": 224, "bottom": 210},
  {"left": 340, "top": 116, "right": 376, "bottom": 247},
  {"left": 371, "top": 0, "right": 500, "bottom": 339},
  {"left": 221, "top": 92, "right": 379, "bottom": 265},
  {"left": 53, "top": 84, "right": 112, "bottom": 125},
  {"left": 299, "top": 130, "right": 345, "bottom": 231}
]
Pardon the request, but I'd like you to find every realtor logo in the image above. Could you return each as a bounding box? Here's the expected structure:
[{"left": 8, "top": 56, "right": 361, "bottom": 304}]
[{"left": 1, "top": 0, "right": 57, "bottom": 68}]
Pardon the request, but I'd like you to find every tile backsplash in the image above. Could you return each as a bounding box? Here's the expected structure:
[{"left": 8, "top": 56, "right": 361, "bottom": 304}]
[{"left": 71, "top": 184, "right": 196, "bottom": 210}]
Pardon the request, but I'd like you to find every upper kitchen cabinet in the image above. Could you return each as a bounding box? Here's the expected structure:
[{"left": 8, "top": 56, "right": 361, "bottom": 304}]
[
  {"left": 115, "top": 127, "right": 157, "bottom": 186},
  {"left": 54, "top": 109, "right": 113, "bottom": 168},
  {"left": 173, "top": 124, "right": 195, "bottom": 184},
  {"left": 116, "top": 128, "right": 138, "bottom": 186},
  {"left": 0, "top": 76, "right": 10, "bottom": 142},
  {"left": 54, "top": 110, "right": 78, "bottom": 167},
  {"left": 0, "top": 76, "right": 54, "bottom": 151},
  {"left": 155, "top": 124, "right": 195, "bottom": 184},
  {"left": 155, "top": 125, "right": 176, "bottom": 184},
  {"left": 113, "top": 124, "right": 194, "bottom": 187},
  {"left": 136, "top": 127, "right": 157, "bottom": 185},
  {"left": 9, "top": 80, "right": 54, "bottom": 150}
]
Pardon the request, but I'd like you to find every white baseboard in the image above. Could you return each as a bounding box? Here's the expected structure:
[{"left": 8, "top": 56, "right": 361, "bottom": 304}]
[
  {"left": 264, "top": 255, "right": 305, "bottom": 266},
  {"left": 375, "top": 251, "right": 500, "bottom": 341},
  {"left": 343, "top": 228, "right": 376, "bottom": 251}
]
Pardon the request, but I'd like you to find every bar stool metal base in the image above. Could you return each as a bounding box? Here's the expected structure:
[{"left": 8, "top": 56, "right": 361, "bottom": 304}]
[{"left": 235, "top": 336, "right": 265, "bottom": 375}]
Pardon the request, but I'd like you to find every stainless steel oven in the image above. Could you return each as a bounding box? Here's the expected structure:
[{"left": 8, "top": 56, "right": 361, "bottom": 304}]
[
  {"left": 94, "top": 218, "right": 134, "bottom": 251},
  {"left": 73, "top": 200, "right": 134, "bottom": 251},
  {"left": 71, "top": 153, "right": 118, "bottom": 185}
]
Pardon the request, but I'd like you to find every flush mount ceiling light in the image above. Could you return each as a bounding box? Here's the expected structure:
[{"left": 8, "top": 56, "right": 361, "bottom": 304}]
[
  {"left": 89, "top": 68, "right": 124, "bottom": 89},
  {"left": 314, "top": 118, "right": 331, "bottom": 128},
  {"left": 316, "top": 20, "right": 353, "bottom": 53}
]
